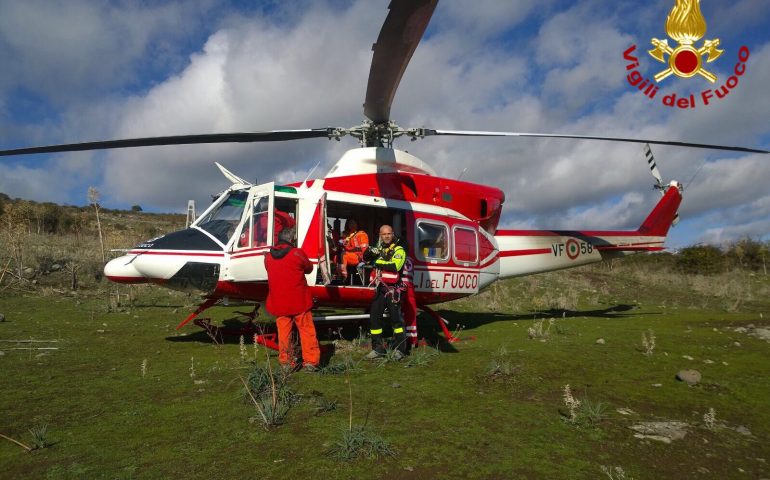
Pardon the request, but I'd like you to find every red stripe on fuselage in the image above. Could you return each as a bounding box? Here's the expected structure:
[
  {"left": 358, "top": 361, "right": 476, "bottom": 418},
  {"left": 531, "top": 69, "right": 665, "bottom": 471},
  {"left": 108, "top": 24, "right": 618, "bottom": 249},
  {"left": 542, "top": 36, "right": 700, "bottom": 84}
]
[
  {"left": 105, "top": 276, "right": 150, "bottom": 284},
  {"left": 209, "top": 280, "right": 473, "bottom": 308},
  {"left": 496, "top": 230, "right": 641, "bottom": 237},
  {"left": 230, "top": 250, "right": 269, "bottom": 260},
  {"left": 128, "top": 250, "right": 224, "bottom": 257},
  {"left": 498, "top": 248, "right": 551, "bottom": 257},
  {"left": 595, "top": 245, "right": 664, "bottom": 252}
]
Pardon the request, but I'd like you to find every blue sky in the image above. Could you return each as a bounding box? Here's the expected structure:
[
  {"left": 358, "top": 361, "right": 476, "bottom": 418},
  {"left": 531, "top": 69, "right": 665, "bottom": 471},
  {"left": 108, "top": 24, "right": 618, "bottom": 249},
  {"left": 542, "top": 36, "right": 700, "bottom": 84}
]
[{"left": 1, "top": 0, "right": 768, "bottom": 247}]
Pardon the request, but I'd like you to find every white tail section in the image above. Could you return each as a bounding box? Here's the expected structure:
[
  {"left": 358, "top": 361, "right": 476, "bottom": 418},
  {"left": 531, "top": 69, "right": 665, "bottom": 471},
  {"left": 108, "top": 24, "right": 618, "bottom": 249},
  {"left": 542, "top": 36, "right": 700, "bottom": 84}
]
[{"left": 493, "top": 184, "right": 682, "bottom": 279}]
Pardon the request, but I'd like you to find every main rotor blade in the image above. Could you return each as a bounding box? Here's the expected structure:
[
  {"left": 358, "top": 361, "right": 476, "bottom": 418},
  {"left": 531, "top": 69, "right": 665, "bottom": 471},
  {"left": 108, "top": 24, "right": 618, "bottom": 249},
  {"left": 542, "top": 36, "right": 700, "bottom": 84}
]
[
  {"left": 363, "top": 0, "right": 438, "bottom": 124},
  {"left": 425, "top": 130, "right": 770, "bottom": 155},
  {"left": 0, "top": 129, "right": 335, "bottom": 157}
]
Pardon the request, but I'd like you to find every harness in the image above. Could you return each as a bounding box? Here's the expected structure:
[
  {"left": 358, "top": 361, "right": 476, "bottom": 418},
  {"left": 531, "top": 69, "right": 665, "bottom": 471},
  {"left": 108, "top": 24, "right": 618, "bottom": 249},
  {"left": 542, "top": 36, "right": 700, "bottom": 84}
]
[
  {"left": 343, "top": 230, "right": 367, "bottom": 262},
  {"left": 369, "top": 243, "right": 407, "bottom": 303},
  {"left": 344, "top": 231, "right": 358, "bottom": 247}
]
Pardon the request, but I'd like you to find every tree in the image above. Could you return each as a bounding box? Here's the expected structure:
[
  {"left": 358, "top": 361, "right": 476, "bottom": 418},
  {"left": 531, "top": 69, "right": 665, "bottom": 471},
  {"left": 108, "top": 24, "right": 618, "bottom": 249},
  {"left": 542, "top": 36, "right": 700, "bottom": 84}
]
[
  {"left": 726, "top": 238, "right": 768, "bottom": 273},
  {"left": 131, "top": 205, "right": 143, "bottom": 213}
]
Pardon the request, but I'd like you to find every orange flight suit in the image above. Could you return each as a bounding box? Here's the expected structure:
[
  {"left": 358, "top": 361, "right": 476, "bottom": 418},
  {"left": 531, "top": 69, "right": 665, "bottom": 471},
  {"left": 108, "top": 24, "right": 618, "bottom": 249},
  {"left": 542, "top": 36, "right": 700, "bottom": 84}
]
[
  {"left": 340, "top": 229, "right": 369, "bottom": 281},
  {"left": 264, "top": 243, "right": 320, "bottom": 367}
]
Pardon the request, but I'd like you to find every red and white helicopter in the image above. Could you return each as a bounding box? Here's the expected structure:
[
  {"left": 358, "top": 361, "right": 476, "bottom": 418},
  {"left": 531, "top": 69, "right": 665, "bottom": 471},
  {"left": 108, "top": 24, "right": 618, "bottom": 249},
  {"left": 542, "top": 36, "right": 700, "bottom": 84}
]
[{"left": 2, "top": 0, "right": 767, "bottom": 345}]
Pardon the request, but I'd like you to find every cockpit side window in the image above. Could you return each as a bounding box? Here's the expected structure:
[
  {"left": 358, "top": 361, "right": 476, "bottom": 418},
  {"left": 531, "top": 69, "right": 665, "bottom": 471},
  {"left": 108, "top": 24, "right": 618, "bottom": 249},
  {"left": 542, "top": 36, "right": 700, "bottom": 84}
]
[
  {"left": 195, "top": 190, "right": 248, "bottom": 244},
  {"left": 416, "top": 221, "right": 449, "bottom": 262},
  {"left": 238, "top": 195, "right": 270, "bottom": 248}
]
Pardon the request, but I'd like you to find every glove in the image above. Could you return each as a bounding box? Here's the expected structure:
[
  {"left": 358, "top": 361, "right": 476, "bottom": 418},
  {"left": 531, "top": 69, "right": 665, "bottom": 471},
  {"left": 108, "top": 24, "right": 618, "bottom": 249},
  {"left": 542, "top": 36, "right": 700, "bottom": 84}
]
[{"left": 363, "top": 248, "right": 379, "bottom": 263}]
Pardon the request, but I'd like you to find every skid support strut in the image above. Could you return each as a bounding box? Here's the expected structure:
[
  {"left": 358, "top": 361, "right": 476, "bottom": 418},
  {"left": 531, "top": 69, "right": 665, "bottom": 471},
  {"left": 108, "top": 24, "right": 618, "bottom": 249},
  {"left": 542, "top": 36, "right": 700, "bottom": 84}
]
[
  {"left": 254, "top": 331, "right": 279, "bottom": 351},
  {"left": 175, "top": 297, "right": 219, "bottom": 330},
  {"left": 420, "top": 305, "right": 461, "bottom": 343}
]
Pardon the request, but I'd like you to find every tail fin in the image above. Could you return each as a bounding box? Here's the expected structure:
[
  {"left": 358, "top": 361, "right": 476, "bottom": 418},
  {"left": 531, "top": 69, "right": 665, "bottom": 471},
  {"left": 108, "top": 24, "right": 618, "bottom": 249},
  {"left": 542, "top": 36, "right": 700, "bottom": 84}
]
[{"left": 638, "top": 181, "right": 682, "bottom": 236}]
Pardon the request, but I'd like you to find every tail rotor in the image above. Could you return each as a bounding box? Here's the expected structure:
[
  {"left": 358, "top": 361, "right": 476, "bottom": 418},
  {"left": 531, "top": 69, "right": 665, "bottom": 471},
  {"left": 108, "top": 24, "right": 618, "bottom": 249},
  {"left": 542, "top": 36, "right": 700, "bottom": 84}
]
[
  {"left": 643, "top": 143, "right": 681, "bottom": 225},
  {"left": 644, "top": 143, "right": 664, "bottom": 191}
]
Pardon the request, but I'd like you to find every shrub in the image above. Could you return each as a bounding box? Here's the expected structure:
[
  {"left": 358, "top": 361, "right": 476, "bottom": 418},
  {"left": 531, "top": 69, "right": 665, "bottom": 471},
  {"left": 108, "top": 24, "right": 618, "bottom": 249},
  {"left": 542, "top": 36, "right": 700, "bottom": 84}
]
[
  {"left": 676, "top": 245, "right": 725, "bottom": 275},
  {"left": 726, "top": 238, "right": 769, "bottom": 272},
  {"left": 242, "top": 361, "right": 295, "bottom": 429},
  {"left": 329, "top": 425, "right": 395, "bottom": 461}
]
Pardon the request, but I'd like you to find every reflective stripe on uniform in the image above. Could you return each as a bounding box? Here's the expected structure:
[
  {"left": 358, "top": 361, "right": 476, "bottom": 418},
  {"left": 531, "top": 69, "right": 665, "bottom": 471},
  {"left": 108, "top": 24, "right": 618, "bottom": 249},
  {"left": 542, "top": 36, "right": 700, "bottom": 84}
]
[
  {"left": 401, "top": 256, "right": 414, "bottom": 285},
  {"left": 380, "top": 271, "right": 399, "bottom": 284},
  {"left": 393, "top": 327, "right": 404, "bottom": 334},
  {"left": 370, "top": 328, "right": 383, "bottom": 335},
  {"left": 405, "top": 324, "right": 417, "bottom": 337}
]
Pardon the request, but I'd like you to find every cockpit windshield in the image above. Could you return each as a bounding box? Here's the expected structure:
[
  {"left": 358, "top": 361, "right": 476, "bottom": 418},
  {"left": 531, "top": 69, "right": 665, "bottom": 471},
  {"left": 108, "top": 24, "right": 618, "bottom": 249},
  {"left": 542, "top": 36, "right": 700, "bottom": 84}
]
[{"left": 195, "top": 190, "right": 248, "bottom": 244}]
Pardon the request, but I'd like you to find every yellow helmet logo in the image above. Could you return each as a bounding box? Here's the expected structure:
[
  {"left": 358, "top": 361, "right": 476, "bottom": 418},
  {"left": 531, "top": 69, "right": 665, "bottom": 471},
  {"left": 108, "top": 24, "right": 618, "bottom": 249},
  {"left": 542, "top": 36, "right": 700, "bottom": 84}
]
[{"left": 648, "top": 0, "right": 723, "bottom": 83}]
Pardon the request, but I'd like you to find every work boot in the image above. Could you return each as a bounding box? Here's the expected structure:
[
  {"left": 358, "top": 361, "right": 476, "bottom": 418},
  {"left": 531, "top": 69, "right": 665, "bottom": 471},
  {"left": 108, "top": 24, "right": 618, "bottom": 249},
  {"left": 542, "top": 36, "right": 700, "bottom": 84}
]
[
  {"left": 393, "top": 332, "right": 408, "bottom": 355},
  {"left": 369, "top": 334, "right": 385, "bottom": 354},
  {"left": 392, "top": 350, "right": 404, "bottom": 361},
  {"left": 365, "top": 350, "right": 385, "bottom": 360},
  {"left": 303, "top": 363, "right": 318, "bottom": 373}
]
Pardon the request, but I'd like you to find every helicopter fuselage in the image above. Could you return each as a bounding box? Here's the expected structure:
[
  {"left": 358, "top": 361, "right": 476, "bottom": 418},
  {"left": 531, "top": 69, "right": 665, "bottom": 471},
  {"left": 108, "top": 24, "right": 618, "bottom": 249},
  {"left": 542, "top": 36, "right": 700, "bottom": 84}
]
[{"left": 104, "top": 147, "right": 681, "bottom": 311}]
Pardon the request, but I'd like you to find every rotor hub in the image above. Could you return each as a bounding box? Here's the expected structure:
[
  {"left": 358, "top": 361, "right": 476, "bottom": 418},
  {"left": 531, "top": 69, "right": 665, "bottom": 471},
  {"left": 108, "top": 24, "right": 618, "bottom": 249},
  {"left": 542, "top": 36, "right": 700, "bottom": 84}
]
[{"left": 328, "top": 120, "right": 429, "bottom": 148}]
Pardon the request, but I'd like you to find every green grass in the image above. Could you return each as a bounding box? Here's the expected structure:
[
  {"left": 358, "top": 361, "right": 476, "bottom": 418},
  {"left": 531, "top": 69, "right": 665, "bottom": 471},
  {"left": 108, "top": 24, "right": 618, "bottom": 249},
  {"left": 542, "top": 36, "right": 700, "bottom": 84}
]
[{"left": 1, "top": 268, "right": 769, "bottom": 479}]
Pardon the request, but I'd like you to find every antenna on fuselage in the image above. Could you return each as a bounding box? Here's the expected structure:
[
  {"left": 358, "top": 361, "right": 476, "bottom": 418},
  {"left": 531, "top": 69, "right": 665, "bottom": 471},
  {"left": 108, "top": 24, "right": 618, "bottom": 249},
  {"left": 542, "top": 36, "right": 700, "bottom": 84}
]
[
  {"left": 215, "top": 162, "right": 251, "bottom": 186},
  {"left": 302, "top": 161, "right": 321, "bottom": 186}
]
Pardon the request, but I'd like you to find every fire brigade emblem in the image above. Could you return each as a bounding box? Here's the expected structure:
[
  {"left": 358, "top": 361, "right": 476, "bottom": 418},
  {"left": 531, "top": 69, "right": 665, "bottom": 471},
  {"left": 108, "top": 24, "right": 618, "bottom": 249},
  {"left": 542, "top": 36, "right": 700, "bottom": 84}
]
[{"left": 648, "top": 0, "right": 723, "bottom": 83}]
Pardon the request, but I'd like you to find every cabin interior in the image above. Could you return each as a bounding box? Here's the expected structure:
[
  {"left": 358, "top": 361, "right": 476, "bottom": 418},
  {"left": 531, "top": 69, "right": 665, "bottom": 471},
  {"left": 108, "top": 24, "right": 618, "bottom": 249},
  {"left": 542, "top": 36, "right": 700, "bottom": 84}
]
[{"left": 324, "top": 201, "right": 407, "bottom": 286}]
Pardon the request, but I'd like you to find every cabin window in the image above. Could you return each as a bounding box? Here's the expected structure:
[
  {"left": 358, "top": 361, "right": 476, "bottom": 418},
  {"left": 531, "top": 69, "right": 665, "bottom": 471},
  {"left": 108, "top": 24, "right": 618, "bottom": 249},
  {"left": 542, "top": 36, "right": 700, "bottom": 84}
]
[
  {"left": 242, "top": 196, "right": 271, "bottom": 248},
  {"left": 453, "top": 226, "right": 478, "bottom": 265},
  {"left": 235, "top": 196, "right": 298, "bottom": 249},
  {"left": 196, "top": 190, "right": 248, "bottom": 244},
  {"left": 416, "top": 221, "right": 449, "bottom": 262}
]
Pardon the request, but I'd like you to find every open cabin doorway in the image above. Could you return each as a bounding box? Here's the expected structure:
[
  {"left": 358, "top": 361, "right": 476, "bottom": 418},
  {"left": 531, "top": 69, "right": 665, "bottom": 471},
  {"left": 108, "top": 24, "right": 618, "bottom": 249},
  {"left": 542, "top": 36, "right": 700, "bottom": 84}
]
[{"left": 324, "top": 201, "right": 407, "bottom": 287}]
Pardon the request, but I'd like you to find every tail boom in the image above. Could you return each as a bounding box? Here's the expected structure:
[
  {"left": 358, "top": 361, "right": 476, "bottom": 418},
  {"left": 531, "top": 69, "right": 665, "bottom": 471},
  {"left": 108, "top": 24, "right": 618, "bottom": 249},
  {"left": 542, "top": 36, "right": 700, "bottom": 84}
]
[{"left": 494, "top": 183, "right": 682, "bottom": 279}]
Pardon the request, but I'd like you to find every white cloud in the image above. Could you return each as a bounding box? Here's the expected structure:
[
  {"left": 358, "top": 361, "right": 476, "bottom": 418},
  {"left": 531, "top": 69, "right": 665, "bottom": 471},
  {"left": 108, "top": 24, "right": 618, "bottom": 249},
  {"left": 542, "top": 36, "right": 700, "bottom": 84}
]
[
  {"left": 0, "top": 0, "right": 768, "bottom": 247},
  {"left": 0, "top": 0, "right": 217, "bottom": 105}
]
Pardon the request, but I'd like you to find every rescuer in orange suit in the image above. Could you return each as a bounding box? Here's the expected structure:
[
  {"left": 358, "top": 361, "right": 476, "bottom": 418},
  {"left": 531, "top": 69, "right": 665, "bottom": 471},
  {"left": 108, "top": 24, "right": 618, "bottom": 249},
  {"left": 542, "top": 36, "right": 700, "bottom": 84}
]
[
  {"left": 264, "top": 227, "right": 320, "bottom": 371},
  {"left": 339, "top": 218, "right": 369, "bottom": 283}
]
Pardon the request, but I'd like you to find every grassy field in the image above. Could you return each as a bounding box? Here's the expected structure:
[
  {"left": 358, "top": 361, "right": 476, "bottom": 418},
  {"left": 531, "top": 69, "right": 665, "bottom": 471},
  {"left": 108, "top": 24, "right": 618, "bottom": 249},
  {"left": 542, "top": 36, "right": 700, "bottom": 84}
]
[{"left": 1, "top": 265, "right": 769, "bottom": 479}]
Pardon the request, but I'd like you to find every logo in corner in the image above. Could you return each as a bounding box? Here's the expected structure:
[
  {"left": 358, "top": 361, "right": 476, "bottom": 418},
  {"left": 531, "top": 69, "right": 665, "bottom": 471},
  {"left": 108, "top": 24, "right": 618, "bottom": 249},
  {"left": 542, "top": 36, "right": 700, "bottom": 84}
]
[{"left": 648, "top": 0, "right": 723, "bottom": 83}]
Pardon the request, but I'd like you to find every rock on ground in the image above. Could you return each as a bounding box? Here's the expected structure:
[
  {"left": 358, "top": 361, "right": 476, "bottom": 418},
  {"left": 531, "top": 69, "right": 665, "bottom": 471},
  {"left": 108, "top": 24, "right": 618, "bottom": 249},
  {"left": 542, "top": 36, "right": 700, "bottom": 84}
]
[
  {"left": 629, "top": 421, "right": 689, "bottom": 443},
  {"left": 676, "top": 369, "right": 702, "bottom": 385}
]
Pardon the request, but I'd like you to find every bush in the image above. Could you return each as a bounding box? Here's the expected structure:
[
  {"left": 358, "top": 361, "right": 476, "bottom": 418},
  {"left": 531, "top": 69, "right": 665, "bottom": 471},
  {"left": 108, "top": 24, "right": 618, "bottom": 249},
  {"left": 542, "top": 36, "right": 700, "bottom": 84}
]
[
  {"left": 675, "top": 245, "right": 725, "bottom": 275},
  {"left": 725, "top": 239, "right": 769, "bottom": 272}
]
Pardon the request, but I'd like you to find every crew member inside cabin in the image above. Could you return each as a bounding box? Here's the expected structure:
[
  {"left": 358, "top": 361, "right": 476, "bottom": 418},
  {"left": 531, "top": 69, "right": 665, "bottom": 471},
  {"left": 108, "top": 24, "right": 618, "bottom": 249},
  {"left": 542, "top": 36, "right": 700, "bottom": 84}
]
[
  {"left": 239, "top": 198, "right": 296, "bottom": 247},
  {"left": 264, "top": 227, "right": 320, "bottom": 371},
  {"left": 338, "top": 218, "right": 369, "bottom": 284},
  {"left": 364, "top": 224, "right": 408, "bottom": 360}
]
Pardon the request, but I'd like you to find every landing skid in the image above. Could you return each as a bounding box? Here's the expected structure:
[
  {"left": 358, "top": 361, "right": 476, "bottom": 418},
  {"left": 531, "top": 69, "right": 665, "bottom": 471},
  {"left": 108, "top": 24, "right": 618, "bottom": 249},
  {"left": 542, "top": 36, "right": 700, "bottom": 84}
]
[
  {"left": 177, "top": 299, "right": 471, "bottom": 351},
  {"left": 176, "top": 298, "right": 265, "bottom": 341},
  {"left": 191, "top": 316, "right": 280, "bottom": 350}
]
